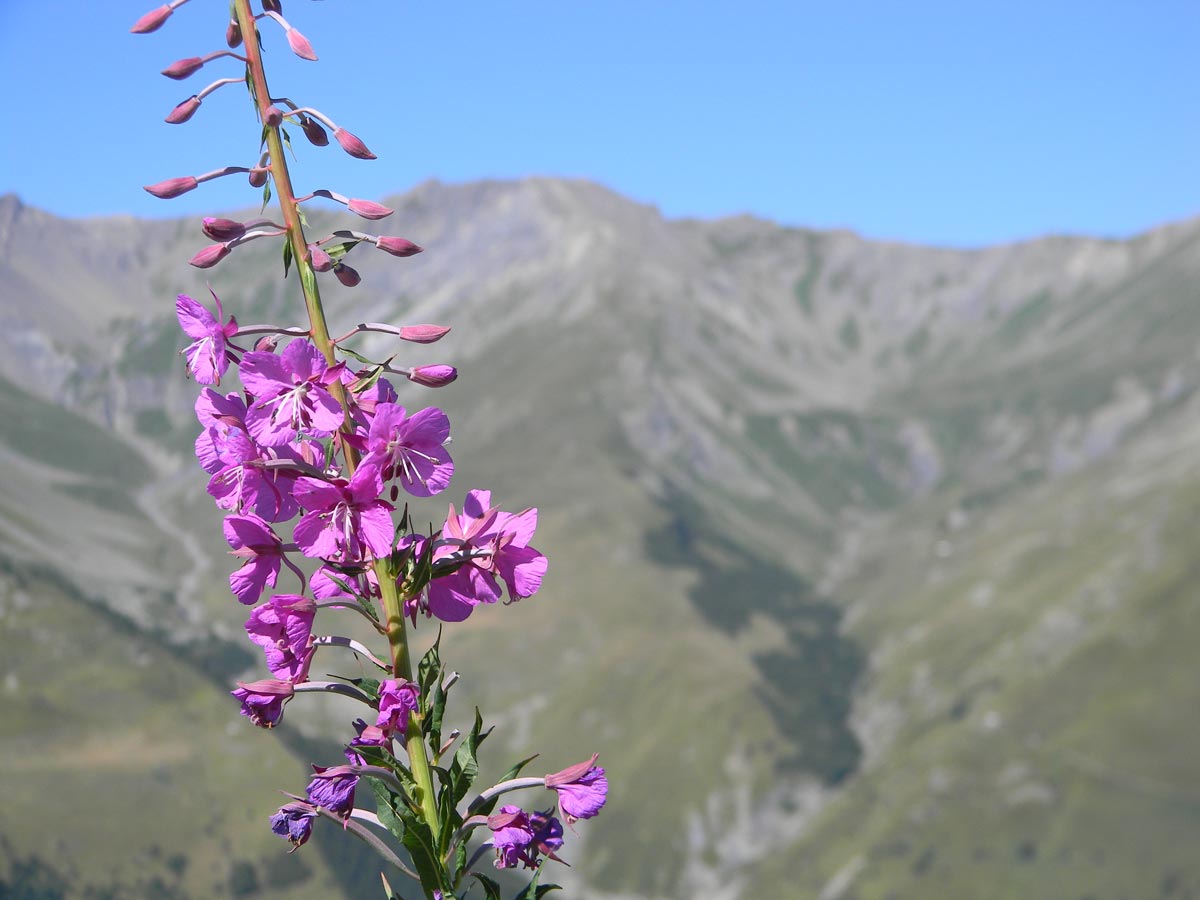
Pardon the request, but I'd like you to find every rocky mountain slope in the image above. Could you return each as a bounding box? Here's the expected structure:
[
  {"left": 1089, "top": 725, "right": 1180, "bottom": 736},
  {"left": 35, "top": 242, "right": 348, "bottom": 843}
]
[{"left": 1, "top": 181, "right": 1198, "bottom": 899}]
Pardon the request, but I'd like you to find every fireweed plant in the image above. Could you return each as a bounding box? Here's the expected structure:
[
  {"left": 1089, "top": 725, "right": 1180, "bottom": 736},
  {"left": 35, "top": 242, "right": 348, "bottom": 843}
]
[{"left": 132, "top": 2, "right": 607, "bottom": 897}]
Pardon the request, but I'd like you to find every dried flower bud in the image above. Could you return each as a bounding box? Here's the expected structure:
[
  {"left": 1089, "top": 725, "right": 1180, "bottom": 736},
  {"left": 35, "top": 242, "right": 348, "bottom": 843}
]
[
  {"left": 308, "top": 245, "right": 334, "bottom": 272},
  {"left": 264, "top": 106, "right": 284, "bottom": 128},
  {"left": 226, "top": 20, "right": 243, "bottom": 48},
  {"left": 131, "top": 5, "right": 172, "bottom": 33},
  {"left": 333, "top": 262, "right": 361, "bottom": 287},
  {"left": 334, "top": 128, "right": 376, "bottom": 160},
  {"left": 300, "top": 116, "right": 329, "bottom": 147},
  {"left": 165, "top": 95, "right": 201, "bottom": 124},
  {"left": 407, "top": 365, "right": 458, "bottom": 388},
  {"left": 144, "top": 176, "right": 198, "bottom": 199},
  {"left": 248, "top": 167, "right": 269, "bottom": 188},
  {"left": 346, "top": 198, "right": 393, "bottom": 220},
  {"left": 162, "top": 57, "right": 204, "bottom": 80},
  {"left": 189, "top": 243, "right": 232, "bottom": 269},
  {"left": 262, "top": 0, "right": 283, "bottom": 11},
  {"left": 203, "top": 217, "right": 247, "bottom": 242},
  {"left": 375, "top": 236, "right": 423, "bottom": 258},
  {"left": 398, "top": 325, "right": 451, "bottom": 344},
  {"left": 287, "top": 27, "right": 318, "bottom": 61}
]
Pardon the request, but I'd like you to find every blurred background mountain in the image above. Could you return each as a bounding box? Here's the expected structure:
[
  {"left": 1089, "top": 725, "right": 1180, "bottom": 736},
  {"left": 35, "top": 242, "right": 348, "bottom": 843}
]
[{"left": 1, "top": 180, "right": 1199, "bottom": 898}]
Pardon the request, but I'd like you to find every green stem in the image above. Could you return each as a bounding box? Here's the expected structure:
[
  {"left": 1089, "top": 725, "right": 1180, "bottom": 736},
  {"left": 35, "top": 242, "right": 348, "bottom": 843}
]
[{"left": 233, "top": 0, "right": 443, "bottom": 869}]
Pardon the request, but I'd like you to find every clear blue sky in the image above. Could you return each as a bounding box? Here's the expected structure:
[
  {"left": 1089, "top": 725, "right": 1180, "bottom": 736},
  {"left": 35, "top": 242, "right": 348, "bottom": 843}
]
[{"left": 1, "top": 0, "right": 1196, "bottom": 246}]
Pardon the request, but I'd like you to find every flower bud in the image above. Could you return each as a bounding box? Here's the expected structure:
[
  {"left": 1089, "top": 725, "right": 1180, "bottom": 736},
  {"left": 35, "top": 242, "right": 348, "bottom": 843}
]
[
  {"left": 346, "top": 198, "right": 393, "bottom": 220},
  {"left": 264, "top": 105, "right": 284, "bottom": 128},
  {"left": 333, "top": 262, "right": 361, "bottom": 287},
  {"left": 262, "top": 0, "right": 283, "bottom": 11},
  {"left": 398, "top": 325, "right": 451, "bottom": 344},
  {"left": 144, "top": 176, "right": 198, "bottom": 199},
  {"left": 375, "top": 236, "right": 423, "bottom": 258},
  {"left": 189, "top": 243, "right": 231, "bottom": 269},
  {"left": 203, "top": 217, "right": 247, "bottom": 242},
  {"left": 248, "top": 167, "right": 269, "bottom": 188},
  {"left": 308, "top": 245, "right": 334, "bottom": 272},
  {"left": 162, "top": 57, "right": 204, "bottom": 80},
  {"left": 226, "top": 20, "right": 243, "bottom": 48},
  {"left": 300, "top": 116, "right": 329, "bottom": 147},
  {"left": 254, "top": 335, "right": 279, "bottom": 353},
  {"left": 407, "top": 365, "right": 458, "bottom": 388},
  {"left": 334, "top": 128, "right": 376, "bottom": 160},
  {"left": 131, "top": 5, "right": 172, "bottom": 33},
  {"left": 287, "top": 27, "right": 318, "bottom": 61},
  {"left": 165, "top": 95, "right": 201, "bottom": 124}
]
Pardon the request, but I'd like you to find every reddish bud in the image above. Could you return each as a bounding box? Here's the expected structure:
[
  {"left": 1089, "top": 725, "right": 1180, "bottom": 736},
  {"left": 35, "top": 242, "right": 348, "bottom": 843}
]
[
  {"left": 287, "top": 27, "right": 318, "bottom": 61},
  {"left": 300, "top": 116, "right": 329, "bottom": 147},
  {"left": 334, "top": 128, "right": 376, "bottom": 160},
  {"left": 248, "top": 167, "right": 269, "bottom": 188},
  {"left": 346, "top": 198, "right": 393, "bottom": 219},
  {"left": 264, "top": 105, "right": 284, "bottom": 128},
  {"left": 144, "top": 176, "right": 198, "bottom": 199},
  {"left": 407, "top": 365, "right": 458, "bottom": 388},
  {"left": 189, "top": 243, "right": 232, "bottom": 269},
  {"left": 131, "top": 5, "right": 172, "bottom": 33},
  {"left": 262, "top": 0, "right": 283, "bottom": 11},
  {"left": 375, "top": 236, "right": 423, "bottom": 258},
  {"left": 308, "top": 245, "right": 334, "bottom": 272},
  {"left": 202, "top": 217, "right": 247, "bottom": 242},
  {"left": 226, "top": 20, "right": 243, "bottom": 48},
  {"left": 333, "top": 262, "right": 361, "bottom": 287},
  {"left": 162, "top": 57, "right": 204, "bottom": 80},
  {"left": 165, "top": 95, "right": 201, "bottom": 124},
  {"left": 254, "top": 335, "right": 279, "bottom": 353},
  {"left": 398, "top": 325, "right": 451, "bottom": 344}
]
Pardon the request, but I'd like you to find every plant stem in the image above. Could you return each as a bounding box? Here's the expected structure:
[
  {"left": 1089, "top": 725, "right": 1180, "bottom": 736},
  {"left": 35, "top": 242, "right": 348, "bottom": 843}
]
[{"left": 234, "top": 0, "right": 443, "bottom": 867}]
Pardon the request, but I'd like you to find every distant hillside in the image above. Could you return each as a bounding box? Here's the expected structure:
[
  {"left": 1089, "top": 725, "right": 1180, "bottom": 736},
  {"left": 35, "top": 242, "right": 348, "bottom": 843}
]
[{"left": 1, "top": 182, "right": 1199, "bottom": 899}]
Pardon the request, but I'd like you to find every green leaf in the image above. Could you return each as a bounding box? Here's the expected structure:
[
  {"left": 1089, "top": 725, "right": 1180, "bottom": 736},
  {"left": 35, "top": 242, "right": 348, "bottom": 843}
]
[
  {"left": 282, "top": 239, "right": 294, "bottom": 279},
  {"left": 511, "top": 870, "right": 561, "bottom": 900},
  {"left": 261, "top": 179, "right": 272, "bottom": 211},
  {"left": 300, "top": 254, "right": 319, "bottom": 302},
  {"left": 447, "top": 709, "right": 492, "bottom": 807},
  {"left": 282, "top": 126, "right": 296, "bottom": 160},
  {"left": 472, "top": 873, "right": 503, "bottom": 900},
  {"left": 368, "top": 778, "right": 407, "bottom": 844},
  {"left": 399, "top": 818, "right": 444, "bottom": 894},
  {"left": 337, "top": 344, "right": 379, "bottom": 366}
]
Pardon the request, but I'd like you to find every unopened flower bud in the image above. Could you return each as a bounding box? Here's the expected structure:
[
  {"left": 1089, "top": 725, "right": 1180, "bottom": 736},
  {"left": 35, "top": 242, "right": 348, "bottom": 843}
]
[
  {"left": 165, "top": 95, "right": 201, "bottom": 124},
  {"left": 162, "top": 57, "right": 204, "bottom": 80},
  {"left": 334, "top": 128, "right": 376, "bottom": 160},
  {"left": 264, "top": 105, "right": 284, "bottom": 128},
  {"left": 407, "top": 365, "right": 458, "bottom": 388},
  {"left": 144, "top": 176, "right": 198, "bottom": 199},
  {"left": 254, "top": 335, "right": 279, "bottom": 353},
  {"left": 308, "top": 245, "right": 333, "bottom": 272},
  {"left": 300, "top": 116, "right": 329, "bottom": 147},
  {"left": 287, "top": 27, "right": 318, "bottom": 61},
  {"left": 248, "top": 167, "right": 269, "bottom": 188},
  {"left": 131, "top": 5, "right": 172, "bottom": 33},
  {"left": 375, "top": 236, "right": 423, "bottom": 258},
  {"left": 203, "top": 217, "right": 247, "bottom": 242},
  {"left": 190, "top": 243, "right": 231, "bottom": 269},
  {"left": 398, "top": 325, "right": 451, "bottom": 344},
  {"left": 333, "top": 262, "right": 361, "bottom": 287},
  {"left": 262, "top": 0, "right": 283, "bottom": 11},
  {"left": 226, "top": 20, "right": 243, "bottom": 48},
  {"left": 346, "top": 198, "right": 393, "bottom": 220}
]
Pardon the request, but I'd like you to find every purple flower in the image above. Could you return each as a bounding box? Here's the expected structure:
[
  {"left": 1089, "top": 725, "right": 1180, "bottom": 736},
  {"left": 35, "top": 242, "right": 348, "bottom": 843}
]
[
  {"left": 270, "top": 802, "right": 317, "bottom": 849},
  {"left": 487, "top": 806, "right": 564, "bottom": 870},
  {"left": 306, "top": 764, "right": 357, "bottom": 818},
  {"left": 545, "top": 754, "right": 608, "bottom": 823},
  {"left": 293, "top": 463, "right": 394, "bottom": 563},
  {"left": 194, "top": 389, "right": 247, "bottom": 473},
  {"left": 205, "top": 430, "right": 311, "bottom": 523},
  {"left": 176, "top": 289, "right": 238, "bottom": 385},
  {"left": 244, "top": 595, "right": 316, "bottom": 682},
  {"left": 363, "top": 403, "right": 453, "bottom": 498},
  {"left": 232, "top": 678, "right": 294, "bottom": 728},
  {"left": 375, "top": 678, "right": 419, "bottom": 737},
  {"left": 239, "top": 339, "right": 346, "bottom": 447},
  {"left": 224, "top": 514, "right": 288, "bottom": 605},
  {"left": 425, "top": 490, "right": 547, "bottom": 622},
  {"left": 346, "top": 719, "right": 391, "bottom": 764}
]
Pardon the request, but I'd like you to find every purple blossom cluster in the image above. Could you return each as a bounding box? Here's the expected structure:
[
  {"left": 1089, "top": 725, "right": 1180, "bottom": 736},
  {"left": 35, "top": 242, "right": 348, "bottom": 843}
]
[{"left": 140, "top": 2, "right": 605, "bottom": 893}]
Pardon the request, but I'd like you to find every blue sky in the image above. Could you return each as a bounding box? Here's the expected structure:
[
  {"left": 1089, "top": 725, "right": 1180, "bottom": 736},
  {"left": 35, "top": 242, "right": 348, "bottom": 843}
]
[{"left": 0, "top": 0, "right": 1196, "bottom": 246}]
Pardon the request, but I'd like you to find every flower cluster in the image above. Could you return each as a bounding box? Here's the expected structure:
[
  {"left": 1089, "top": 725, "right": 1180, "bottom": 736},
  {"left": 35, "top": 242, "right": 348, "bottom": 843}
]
[{"left": 136, "top": 2, "right": 606, "bottom": 896}]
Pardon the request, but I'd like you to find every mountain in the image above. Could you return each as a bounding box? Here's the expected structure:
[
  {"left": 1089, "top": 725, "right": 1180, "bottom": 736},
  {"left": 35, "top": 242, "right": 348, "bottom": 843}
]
[{"left": 1, "top": 181, "right": 1199, "bottom": 899}]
